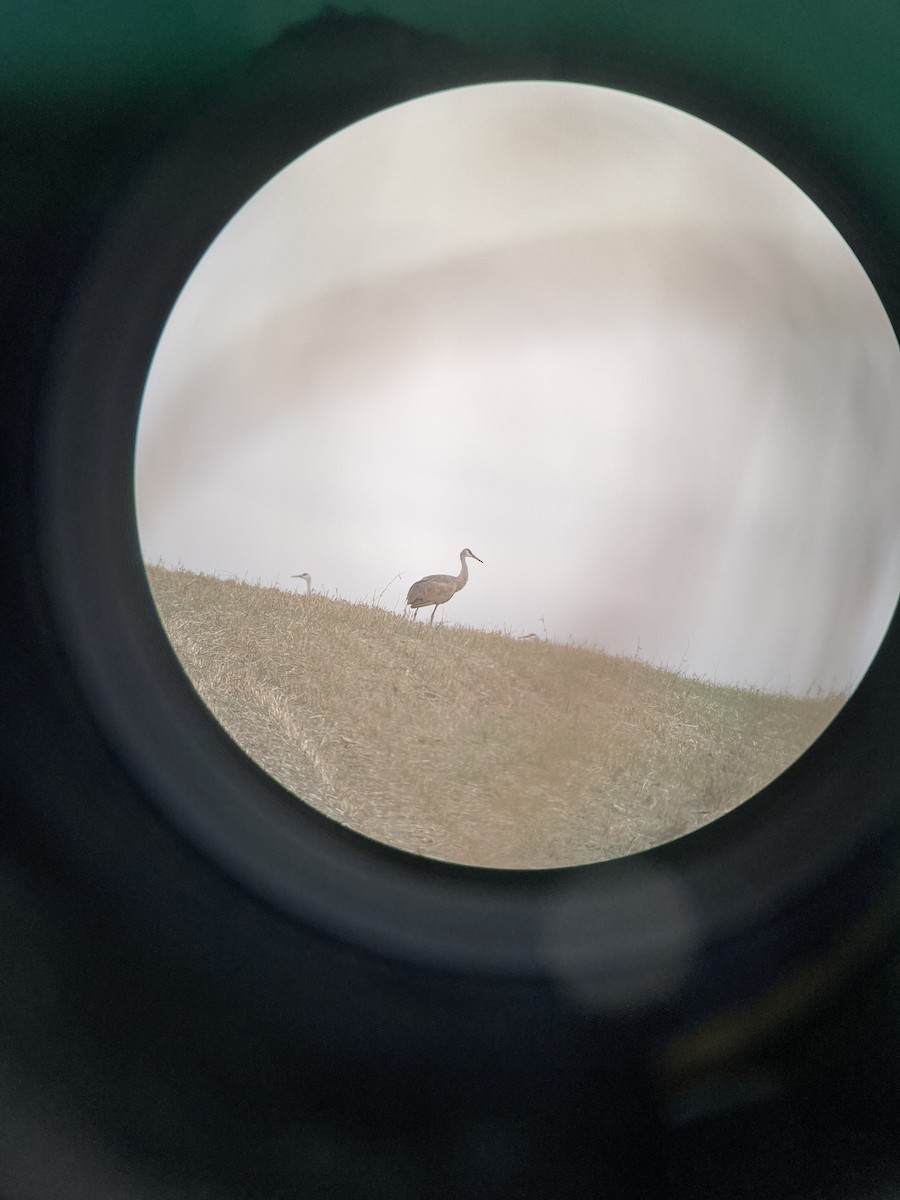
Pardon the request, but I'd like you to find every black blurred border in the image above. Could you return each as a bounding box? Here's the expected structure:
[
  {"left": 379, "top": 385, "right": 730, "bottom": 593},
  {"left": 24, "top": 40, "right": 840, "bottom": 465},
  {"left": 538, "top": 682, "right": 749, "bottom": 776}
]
[{"left": 2, "top": 8, "right": 900, "bottom": 1199}]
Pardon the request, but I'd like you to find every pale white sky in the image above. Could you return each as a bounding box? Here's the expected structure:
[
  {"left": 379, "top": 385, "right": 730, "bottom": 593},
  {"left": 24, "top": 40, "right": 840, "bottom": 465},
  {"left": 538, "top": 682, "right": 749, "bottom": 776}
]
[{"left": 135, "top": 81, "right": 900, "bottom": 695}]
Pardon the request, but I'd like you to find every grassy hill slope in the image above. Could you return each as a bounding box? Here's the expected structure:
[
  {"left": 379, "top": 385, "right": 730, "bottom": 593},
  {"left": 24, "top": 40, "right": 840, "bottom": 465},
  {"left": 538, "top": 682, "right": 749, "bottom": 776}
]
[{"left": 146, "top": 564, "right": 846, "bottom": 869}]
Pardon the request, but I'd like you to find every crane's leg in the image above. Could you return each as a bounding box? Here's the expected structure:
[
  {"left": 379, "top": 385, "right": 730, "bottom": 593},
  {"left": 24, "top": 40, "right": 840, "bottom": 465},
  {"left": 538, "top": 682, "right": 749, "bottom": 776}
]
[
  {"left": 412, "top": 607, "right": 418, "bottom": 620},
  {"left": 430, "top": 605, "right": 438, "bottom": 624}
]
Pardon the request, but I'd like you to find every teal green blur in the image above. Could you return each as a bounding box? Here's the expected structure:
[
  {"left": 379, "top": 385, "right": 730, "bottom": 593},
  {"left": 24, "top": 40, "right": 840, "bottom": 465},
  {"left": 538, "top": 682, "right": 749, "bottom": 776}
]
[{"left": 3, "top": 2, "right": 899, "bottom": 275}]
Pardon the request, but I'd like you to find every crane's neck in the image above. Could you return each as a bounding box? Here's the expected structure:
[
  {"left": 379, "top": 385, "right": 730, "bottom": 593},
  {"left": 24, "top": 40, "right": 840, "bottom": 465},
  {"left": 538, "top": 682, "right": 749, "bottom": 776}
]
[{"left": 456, "top": 552, "right": 469, "bottom": 591}]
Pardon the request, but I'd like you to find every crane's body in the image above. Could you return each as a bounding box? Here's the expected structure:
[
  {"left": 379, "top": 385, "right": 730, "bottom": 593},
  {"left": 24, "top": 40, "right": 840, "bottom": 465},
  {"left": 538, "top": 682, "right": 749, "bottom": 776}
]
[{"left": 406, "top": 548, "right": 482, "bottom": 624}]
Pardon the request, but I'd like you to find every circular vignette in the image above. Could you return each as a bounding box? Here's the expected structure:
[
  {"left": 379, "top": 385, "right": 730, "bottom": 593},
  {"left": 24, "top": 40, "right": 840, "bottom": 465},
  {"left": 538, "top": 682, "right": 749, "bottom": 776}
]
[{"left": 33, "top": 14, "right": 900, "bottom": 1011}]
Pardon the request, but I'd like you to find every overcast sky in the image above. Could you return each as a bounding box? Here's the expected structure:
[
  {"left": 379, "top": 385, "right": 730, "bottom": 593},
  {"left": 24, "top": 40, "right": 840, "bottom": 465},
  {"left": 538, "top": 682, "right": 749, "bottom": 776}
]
[{"left": 135, "top": 81, "right": 900, "bottom": 695}]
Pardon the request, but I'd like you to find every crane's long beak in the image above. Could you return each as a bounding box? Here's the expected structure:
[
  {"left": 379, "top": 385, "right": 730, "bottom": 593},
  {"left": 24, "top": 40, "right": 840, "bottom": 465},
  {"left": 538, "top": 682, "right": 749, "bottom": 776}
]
[{"left": 472, "top": 554, "right": 483, "bottom": 563}]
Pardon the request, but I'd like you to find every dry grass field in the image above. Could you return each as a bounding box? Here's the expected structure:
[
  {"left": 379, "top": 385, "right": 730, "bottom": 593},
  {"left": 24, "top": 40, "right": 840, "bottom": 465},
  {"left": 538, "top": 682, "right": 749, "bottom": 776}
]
[{"left": 146, "top": 564, "right": 847, "bottom": 869}]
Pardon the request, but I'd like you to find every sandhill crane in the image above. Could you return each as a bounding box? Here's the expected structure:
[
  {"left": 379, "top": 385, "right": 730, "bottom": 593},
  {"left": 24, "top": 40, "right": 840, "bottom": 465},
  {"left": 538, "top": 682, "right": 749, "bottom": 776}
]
[
  {"left": 291, "top": 572, "right": 312, "bottom": 596},
  {"left": 406, "top": 548, "right": 482, "bottom": 624}
]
